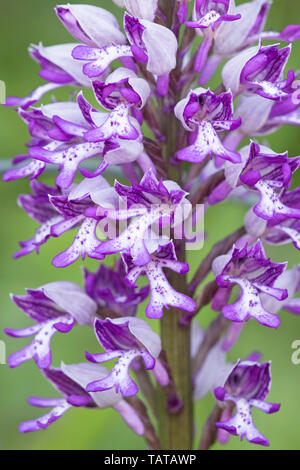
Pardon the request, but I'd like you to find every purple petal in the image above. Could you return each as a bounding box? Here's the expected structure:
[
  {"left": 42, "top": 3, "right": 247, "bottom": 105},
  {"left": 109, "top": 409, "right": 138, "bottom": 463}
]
[
  {"left": 29, "top": 141, "right": 104, "bottom": 190},
  {"left": 19, "top": 399, "right": 72, "bottom": 433},
  {"left": 41, "top": 281, "right": 97, "bottom": 325},
  {"left": 144, "top": 261, "right": 196, "bottom": 319},
  {"left": 72, "top": 45, "right": 133, "bottom": 78},
  {"left": 86, "top": 349, "right": 153, "bottom": 397},
  {"left": 52, "top": 218, "right": 102, "bottom": 267},
  {"left": 56, "top": 4, "right": 126, "bottom": 48},
  {"left": 14, "top": 215, "right": 63, "bottom": 259},
  {"left": 3, "top": 159, "right": 46, "bottom": 182},
  {"left": 5, "top": 83, "right": 61, "bottom": 110},
  {"left": 254, "top": 181, "right": 300, "bottom": 221},
  {"left": 177, "top": 121, "right": 241, "bottom": 164},
  {"left": 216, "top": 398, "right": 270, "bottom": 446},
  {"left": 61, "top": 362, "right": 122, "bottom": 408},
  {"left": 6, "top": 316, "right": 75, "bottom": 368},
  {"left": 220, "top": 277, "right": 281, "bottom": 328},
  {"left": 85, "top": 104, "right": 139, "bottom": 142}
]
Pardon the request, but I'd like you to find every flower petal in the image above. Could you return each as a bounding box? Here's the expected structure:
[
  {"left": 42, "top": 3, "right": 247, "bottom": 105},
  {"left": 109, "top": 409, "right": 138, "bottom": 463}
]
[
  {"left": 52, "top": 218, "right": 102, "bottom": 267},
  {"left": 72, "top": 45, "right": 133, "bottom": 78},
  {"left": 177, "top": 122, "right": 241, "bottom": 163},
  {"left": 56, "top": 4, "right": 126, "bottom": 47}
]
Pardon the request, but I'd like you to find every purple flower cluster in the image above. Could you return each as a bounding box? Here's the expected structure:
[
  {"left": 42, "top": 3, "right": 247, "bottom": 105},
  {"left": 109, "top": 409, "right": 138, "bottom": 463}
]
[{"left": 4, "top": 0, "right": 300, "bottom": 449}]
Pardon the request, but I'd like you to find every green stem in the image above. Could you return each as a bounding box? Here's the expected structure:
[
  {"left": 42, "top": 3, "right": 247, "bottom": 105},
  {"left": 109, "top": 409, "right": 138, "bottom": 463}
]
[
  {"left": 159, "top": 268, "right": 194, "bottom": 449},
  {"left": 157, "top": 66, "right": 194, "bottom": 450}
]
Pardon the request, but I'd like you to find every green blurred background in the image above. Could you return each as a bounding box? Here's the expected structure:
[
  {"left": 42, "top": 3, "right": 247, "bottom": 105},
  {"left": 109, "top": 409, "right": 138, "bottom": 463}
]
[{"left": 0, "top": 0, "right": 300, "bottom": 450}]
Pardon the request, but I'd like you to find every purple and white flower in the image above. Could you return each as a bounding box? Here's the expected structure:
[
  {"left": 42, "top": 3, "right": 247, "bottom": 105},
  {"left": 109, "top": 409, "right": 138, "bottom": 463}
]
[
  {"left": 244, "top": 187, "right": 300, "bottom": 251},
  {"left": 213, "top": 240, "right": 288, "bottom": 328},
  {"left": 123, "top": 242, "right": 196, "bottom": 319},
  {"left": 70, "top": 11, "right": 177, "bottom": 85},
  {"left": 12, "top": 177, "right": 105, "bottom": 267},
  {"left": 93, "top": 169, "right": 191, "bottom": 266},
  {"left": 215, "top": 360, "right": 280, "bottom": 446},
  {"left": 175, "top": 88, "right": 241, "bottom": 164},
  {"left": 222, "top": 43, "right": 293, "bottom": 100},
  {"left": 213, "top": 0, "right": 300, "bottom": 59},
  {"left": 83, "top": 68, "right": 150, "bottom": 144},
  {"left": 26, "top": 93, "right": 144, "bottom": 188},
  {"left": 211, "top": 142, "right": 300, "bottom": 221},
  {"left": 5, "top": 282, "right": 96, "bottom": 369},
  {"left": 234, "top": 89, "right": 300, "bottom": 138},
  {"left": 5, "top": 44, "right": 91, "bottom": 110},
  {"left": 85, "top": 316, "right": 167, "bottom": 396},
  {"left": 20, "top": 363, "right": 144, "bottom": 435},
  {"left": 56, "top": 4, "right": 126, "bottom": 47},
  {"left": 84, "top": 260, "right": 149, "bottom": 317},
  {"left": 187, "top": 0, "right": 241, "bottom": 32}
]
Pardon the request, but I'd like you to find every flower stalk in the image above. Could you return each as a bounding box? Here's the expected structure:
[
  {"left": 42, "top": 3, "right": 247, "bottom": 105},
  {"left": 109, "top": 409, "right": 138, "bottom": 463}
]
[{"left": 157, "top": 56, "right": 194, "bottom": 447}]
